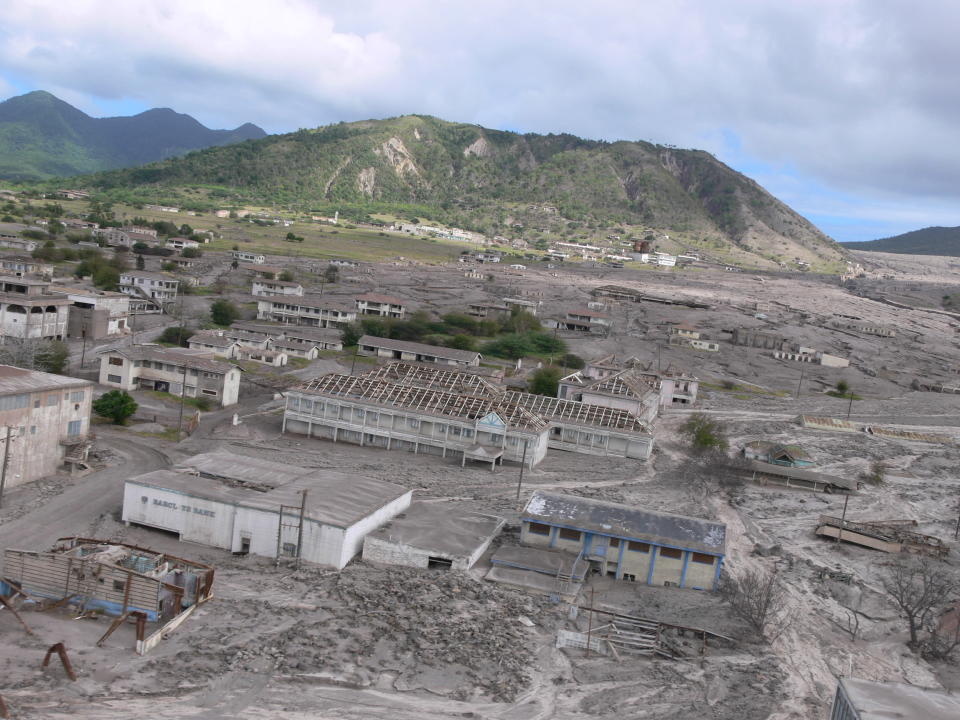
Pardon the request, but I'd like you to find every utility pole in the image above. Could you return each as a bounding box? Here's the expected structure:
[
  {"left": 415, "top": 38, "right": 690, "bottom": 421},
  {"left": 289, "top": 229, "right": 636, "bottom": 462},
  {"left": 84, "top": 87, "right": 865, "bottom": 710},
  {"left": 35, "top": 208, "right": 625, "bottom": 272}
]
[
  {"left": 296, "top": 489, "right": 307, "bottom": 570},
  {"left": 795, "top": 367, "right": 804, "bottom": 400},
  {"left": 515, "top": 439, "right": 529, "bottom": 503},
  {"left": 79, "top": 325, "right": 87, "bottom": 369},
  {"left": 176, "top": 362, "right": 189, "bottom": 439},
  {"left": 837, "top": 493, "right": 850, "bottom": 544},
  {"left": 0, "top": 427, "right": 12, "bottom": 509},
  {"left": 846, "top": 392, "right": 854, "bottom": 420},
  {"left": 349, "top": 345, "right": 359, "bottom": 374}
]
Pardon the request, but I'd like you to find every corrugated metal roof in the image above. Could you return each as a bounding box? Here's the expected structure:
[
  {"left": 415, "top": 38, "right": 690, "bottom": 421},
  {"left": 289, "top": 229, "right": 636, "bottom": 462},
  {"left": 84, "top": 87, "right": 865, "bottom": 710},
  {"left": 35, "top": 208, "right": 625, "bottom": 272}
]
[
  {"left": 0, "top": 364, "right": 92, "bottom": 396},
  {"left": 522, "top": 491, "right": 726, "bottom": 555}
]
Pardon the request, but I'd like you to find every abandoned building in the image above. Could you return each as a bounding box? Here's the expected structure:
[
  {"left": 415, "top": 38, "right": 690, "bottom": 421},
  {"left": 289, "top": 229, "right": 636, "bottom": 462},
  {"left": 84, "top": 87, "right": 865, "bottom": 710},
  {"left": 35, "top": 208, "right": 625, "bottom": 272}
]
[
  {"left": 590, "top": 285, "right": 642, "bottom": 303},
  {"left": 743, "top": 460, "right": 857, "bottom": 493},
  {"left": 357, "top": 335, "right": 482, "bottom": 367},
  {"left": 256, "top": 295, "right": 357, "bottom": 328},
  {"left": 251, "top": 279, "right": 304, "bottom": 297},
  {"left": 0, "top": 364, "right": 92, "bottom": 488},
  {"left": 283, "top": 363, "right": 656, "bottom": 464},
  {"left": 815, "top": 516, "right": 949, "bottom": 557},
  {"left": 502, "top": 297, "right": 540, "bottom": 315},
  {"left": 831, "top": 320, "right": 896, "bottom": 338},
  {"left": 232, "top": 250, "right": 265, "bottom": 264},
  {"left": 241, "top": 263, "right": 282, "bottom": 279},
  {"left": 742, "top": 441, "right": 815, "bottom": 467},
  {"left": 52, "top": 285, "right": 130, "bottom": 340},
  {"left": 830, "top": 677, "right": 960, "bottom": 720},
  {"left": 283, "top": 373, "right": 552, "bottom": 468},
  {"left": 547, "top": 309, "right": 612, "bottom": 334},
  {"left": 123, "top": 452, "right": 411, "bottom": 569},
  {"left": 730, "top": 327, "right": 789, "bottom": 350},
  {"left": 467, "top": 302, "right": 511, "bottom": 320},
  {"left": 774, "top": 347, "right": 850, "bottom": 368},
  {"left": 118, "top": 271, "right": 179, "bottom": 314},
  {"left": 362, "top": 502, "right": 505, "bottom": 571},
  {"left": 355, "top": 293, "right": 408, "bottom": 318},
  {"left": 98, "top": 347, "right": 242, "bottom": 407},
  {"left": 227, "top": 322, "right": 342, "bottom": 353},
  {"left": 559, "top": 356, "right": 699, "bottom": 410},
  {"left": 519, "top": 491, "right": 726, "bottom": 590},
  {"left": 0, "top": 255, "right": 54, "bottom": 279},
  {"left": 0, "top": 276, "right": 70, "bottom": 342},
  {"left": 1, "top": 537, "right": 213, "bottom": 654}
]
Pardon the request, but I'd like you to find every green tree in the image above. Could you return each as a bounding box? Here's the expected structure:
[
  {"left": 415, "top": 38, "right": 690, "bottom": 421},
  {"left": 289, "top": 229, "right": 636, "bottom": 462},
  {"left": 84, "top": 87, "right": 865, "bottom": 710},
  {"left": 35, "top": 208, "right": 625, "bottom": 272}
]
[
  {"left": 35, "top": 341, "right": 69, "bottom": 374},
  {"left": 181, "top": 247, "right": 201, "bottom": 258},
  {"left": 210, "top": 299, "right": 239, "bottom": 326},
  {"left": 560, "top": 353, "right": 585, "bottom": 369},
  {"left": 446, "top": 334, "right": 477, "bottom": 351},
  {"left": 279, "top": 270, "right": 295, "bottom": 282},
  {"left": 529, "top": 366, "right": 562, "bottom": 396},
  {"left": 340, "top": 322, "right": 363, "bottom": 347},
  {"left": 157, "top": 326, "right": 195, "bottom": 347},
  {"left": 93, "top": 390, "right": 138, "bottom": 425},
  {"left": 231, "top": 259, "right": 239, "bottom": 270},
  {"left": 136, "top": 253, "right": 145, "bottom": 270},
  {"left": 680, "top": 413, "right": 729, "bottom": 453},
  {"left": 836, "top": 380, "right": 850, "bottom": 396},
  {"left": 324, "top": 265, "right": 339, "bottom": 283}
]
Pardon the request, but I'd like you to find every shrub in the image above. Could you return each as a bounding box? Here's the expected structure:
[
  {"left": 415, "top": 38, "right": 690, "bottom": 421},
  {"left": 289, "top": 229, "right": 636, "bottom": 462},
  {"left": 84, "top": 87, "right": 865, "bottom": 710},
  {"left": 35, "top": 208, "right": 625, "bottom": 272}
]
[
  {"left": 93, "top": 390, "right": 138, "bottom": 425},
  {"left": 529, "top": 366, "right": 562, "bottom": 396},
  {"left": 680, "top": 413, "right": 729, "bottom": 453},
  {"left": 157, "top": 326, "right": 195, "bottom": 347},
  {"left": 210, "top": 299, "right": 239, "bottom": 326}
]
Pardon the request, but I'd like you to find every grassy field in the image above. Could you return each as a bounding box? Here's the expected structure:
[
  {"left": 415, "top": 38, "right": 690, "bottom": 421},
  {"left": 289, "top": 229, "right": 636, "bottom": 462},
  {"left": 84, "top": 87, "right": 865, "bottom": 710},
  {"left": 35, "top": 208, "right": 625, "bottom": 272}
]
[{"left": 49, "top": 199, "right": 486, "bottom": 263}]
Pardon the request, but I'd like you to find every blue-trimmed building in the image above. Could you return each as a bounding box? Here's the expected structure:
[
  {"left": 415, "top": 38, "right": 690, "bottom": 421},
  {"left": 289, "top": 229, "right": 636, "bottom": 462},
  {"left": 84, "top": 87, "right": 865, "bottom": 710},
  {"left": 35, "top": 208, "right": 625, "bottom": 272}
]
[{"left": 520, "top": 491, "right": 726, "bottom": 591}]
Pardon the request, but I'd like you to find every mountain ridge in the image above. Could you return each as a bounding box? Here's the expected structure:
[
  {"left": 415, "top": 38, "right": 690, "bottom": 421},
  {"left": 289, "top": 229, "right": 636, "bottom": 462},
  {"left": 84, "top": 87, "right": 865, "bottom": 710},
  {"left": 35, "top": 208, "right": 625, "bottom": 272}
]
[
  {"left": 841, "top": 226, "right": 960, "bottom": 257},
  {"left": 0, "top": 90, "right": 266, "bottom": 181},
  {"left": 73, "top": 114, "right": 846, "bottom": 270}
]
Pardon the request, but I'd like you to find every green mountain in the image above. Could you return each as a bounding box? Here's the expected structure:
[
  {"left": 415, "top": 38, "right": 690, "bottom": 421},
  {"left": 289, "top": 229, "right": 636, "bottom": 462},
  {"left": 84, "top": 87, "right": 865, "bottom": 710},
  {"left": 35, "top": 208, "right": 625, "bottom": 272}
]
[
  {"left": 842, "top": 227, "right": 960, "bottom": 256},
  {"left": 73, "top": 115, "right": 845, "bottom": 269},
  {"left": 0, "top": 91, "right": 265, "bottom": 181}
]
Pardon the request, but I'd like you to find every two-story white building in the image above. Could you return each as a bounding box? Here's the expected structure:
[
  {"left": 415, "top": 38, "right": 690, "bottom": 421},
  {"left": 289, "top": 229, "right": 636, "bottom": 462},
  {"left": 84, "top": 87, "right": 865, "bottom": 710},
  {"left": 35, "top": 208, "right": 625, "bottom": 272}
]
[
  {"left": 51, "top": 285, "right": 130, "bottom": 340},
  {"left": 98, "top": 347, "right": 242, "bottom": 407},
  {"left": 0, "top": 277, "right": 70, "bottom": 342},
  {"left": 355, "top": 293, "right": 407, "bottom": 319},
  {"left": 118, "top": 272, "right": 179, "bottom": 313},
  {"left": 256, "top": 297, "right": 357, "bottom": 328},
  {"left": 166, "top": 237, "right": 200, "bottom": 251},
  {"left": 252, "top": 279, "right": 304, "bottom": 297}
]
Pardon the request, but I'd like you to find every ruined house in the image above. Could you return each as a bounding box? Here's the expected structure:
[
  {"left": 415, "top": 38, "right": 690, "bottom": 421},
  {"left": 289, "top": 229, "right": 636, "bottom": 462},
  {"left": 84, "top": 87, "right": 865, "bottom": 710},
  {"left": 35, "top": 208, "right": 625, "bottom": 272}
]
[
  {"left": 518, "top": 491, "right": 726, "bottom": 590},
  {"left": 1, "top": 537, "right": 213, "bottom": 654},
  {"left": 742, "top": 441, "right": 815, "bottom": 467},
  {"left": 831, "top": 677, "right": 960, "bottom": 720}
]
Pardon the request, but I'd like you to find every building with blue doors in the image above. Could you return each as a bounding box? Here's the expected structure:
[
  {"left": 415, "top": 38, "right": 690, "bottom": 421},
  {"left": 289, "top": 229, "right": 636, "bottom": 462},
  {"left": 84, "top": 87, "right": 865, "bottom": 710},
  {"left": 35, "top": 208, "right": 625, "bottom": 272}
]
[{"left": 520, "top": 491, "right": 726, "bottom": 591}]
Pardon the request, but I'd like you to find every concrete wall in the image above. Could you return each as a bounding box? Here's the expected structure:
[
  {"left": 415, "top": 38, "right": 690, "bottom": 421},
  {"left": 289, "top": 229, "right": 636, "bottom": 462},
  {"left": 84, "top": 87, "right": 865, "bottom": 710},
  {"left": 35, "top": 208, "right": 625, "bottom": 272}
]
[
  {"left": 123, "top": 483, "right": 236, "bottom": 550},
  {"left": 0, "top": 383, "right": 92, "bottom": 487},
  {"left": 340, "top": 490, "right": 412, "bottom": 568}
]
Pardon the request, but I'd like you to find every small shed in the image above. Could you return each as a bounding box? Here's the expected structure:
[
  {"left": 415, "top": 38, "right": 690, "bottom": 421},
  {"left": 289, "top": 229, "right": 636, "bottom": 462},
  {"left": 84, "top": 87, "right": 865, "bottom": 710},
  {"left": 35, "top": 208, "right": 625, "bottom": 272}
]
[{"left": 742, "top": 441, "right": 815, "bottom": 467}]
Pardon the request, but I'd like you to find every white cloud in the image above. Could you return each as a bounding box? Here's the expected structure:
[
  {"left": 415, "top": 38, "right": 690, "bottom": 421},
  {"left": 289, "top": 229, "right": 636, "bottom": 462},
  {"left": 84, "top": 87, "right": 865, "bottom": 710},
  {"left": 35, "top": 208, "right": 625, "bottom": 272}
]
[{"left": 0, "top": 0, "right": 958, "bottom": 235}]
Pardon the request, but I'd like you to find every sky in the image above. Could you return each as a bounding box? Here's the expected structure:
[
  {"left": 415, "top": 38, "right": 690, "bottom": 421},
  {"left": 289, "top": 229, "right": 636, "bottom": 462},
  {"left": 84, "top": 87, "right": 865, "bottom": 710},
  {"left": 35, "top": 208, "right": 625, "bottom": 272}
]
[{"left": 0, "top": 0, "right": 957, "bottom": 243}]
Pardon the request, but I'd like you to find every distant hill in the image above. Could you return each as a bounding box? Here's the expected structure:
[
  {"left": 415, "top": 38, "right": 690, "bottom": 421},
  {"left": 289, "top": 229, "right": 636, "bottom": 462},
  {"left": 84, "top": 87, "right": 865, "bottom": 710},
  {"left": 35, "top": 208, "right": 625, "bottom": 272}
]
[
  {"left": 0, "top": 90, "right": 266, "bottom": 181},
  {"left": 842, "top": 226, "right": 960, "bottom": 256},
  {"left": 72, "top": 115, "right": 846, "bottom": 270}
]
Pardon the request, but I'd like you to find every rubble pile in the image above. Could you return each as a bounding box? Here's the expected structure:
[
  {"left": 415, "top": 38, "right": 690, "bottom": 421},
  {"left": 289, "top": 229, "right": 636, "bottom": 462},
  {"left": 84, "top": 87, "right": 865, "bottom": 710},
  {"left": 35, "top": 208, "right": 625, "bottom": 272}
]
[{"left": 148, "top": 565, "right": 543, "bottom": 702}]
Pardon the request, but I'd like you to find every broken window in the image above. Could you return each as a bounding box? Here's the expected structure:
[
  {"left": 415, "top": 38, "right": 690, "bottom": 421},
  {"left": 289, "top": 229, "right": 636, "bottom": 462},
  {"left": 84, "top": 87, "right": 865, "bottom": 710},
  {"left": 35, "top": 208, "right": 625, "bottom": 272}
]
[
  {"left": 112, "top": 580, "right": 126, "bottom": 592},
  {"left": 281, "top": 542, "right": 297, "bottom": 557},
  {"left": 527, "top": 522, "right": 551, "bottom": 536},
  {"left": 427, "top": 556, "right": 453, "bottom": 570},
  {"left": 627, "top": 541, "right": 650, "bottom": 553},
  {"left": 691, "top": 553, "right": 715, "bottom": 565},
  {"left": 558, "top": 528, "right": 581, "bottom": 542},
  {"left": 608, "top": 537, "right": 620, "bottom": 548},
  {"left": 659, "top": 547, "right": 682, "bottom": 560}
]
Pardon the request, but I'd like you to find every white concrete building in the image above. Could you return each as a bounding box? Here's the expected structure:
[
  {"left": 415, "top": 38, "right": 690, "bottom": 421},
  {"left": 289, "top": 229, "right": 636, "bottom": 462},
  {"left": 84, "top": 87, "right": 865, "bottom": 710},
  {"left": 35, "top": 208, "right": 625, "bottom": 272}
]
[
  {"left": 118, "top": 272, "right": 179, "bottom": 314},
  {"left": 362, "top": 502, "right": 504, "bottom": 571},
  {"left": 123, "top": 452, "right": 411, "bottom": 569},
  {"left": 98, "top": 347, "right": 242, "bottom": 407},
  {"left": 252, "top": 279, "right": 304, "bottom": 297},
  {"left": 502, "top": 297, "right": 539, "bottom": 315},
  {"left": 0, "top": 277, "right": 70, "bottom": 342},
  {"left": 0, "top": 364, "right": 92, "bottom": 488},
  {"left": 51, "top": 285, "right": 130, "bottom": 340},
  {"left": 0, "top": 256, "right": 54, "bottom": 279},
  {"left": 355, "top": 293, "right": 407, "bottom": 319},
  {"left": 256, "top": 297, "right": 357, "bottom": 328},
  {"left": 166, "top": 237, "right": 199, "bottom": 251},
  {"left": 233, "top": 250, "right": 265, "bottom": 264}
]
